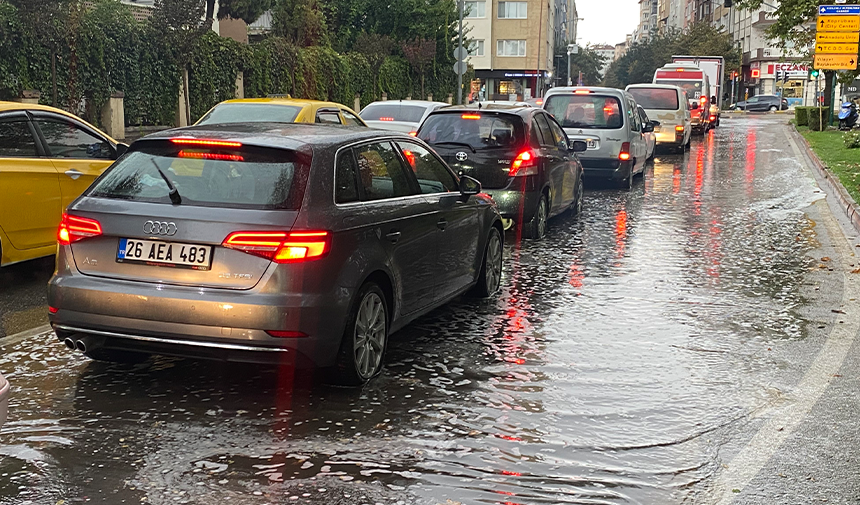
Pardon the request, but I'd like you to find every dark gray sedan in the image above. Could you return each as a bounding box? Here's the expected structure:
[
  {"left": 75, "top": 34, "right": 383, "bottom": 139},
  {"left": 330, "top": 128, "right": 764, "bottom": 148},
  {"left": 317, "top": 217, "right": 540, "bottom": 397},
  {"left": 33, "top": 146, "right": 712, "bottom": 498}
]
[
  {"left": 48, "top": 124, "right": 504, "bottom": 384},
  {"left": 731, "top": 94, "right": 789, "bottom": 112}
]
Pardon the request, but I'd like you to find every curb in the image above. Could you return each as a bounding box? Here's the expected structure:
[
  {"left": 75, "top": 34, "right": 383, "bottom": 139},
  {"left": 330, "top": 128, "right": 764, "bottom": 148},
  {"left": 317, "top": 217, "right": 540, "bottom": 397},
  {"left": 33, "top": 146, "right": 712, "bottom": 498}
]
[{"left": 793, "top": 126, "right": 860, "bottom": 236}]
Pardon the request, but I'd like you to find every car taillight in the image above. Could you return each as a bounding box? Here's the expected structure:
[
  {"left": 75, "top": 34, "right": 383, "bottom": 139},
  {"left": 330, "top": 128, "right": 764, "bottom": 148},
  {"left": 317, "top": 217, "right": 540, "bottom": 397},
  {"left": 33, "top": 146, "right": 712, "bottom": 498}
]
[
  {"left": 178, "top": 150, "right": 244, "bottom": 161},
  {"left": 700, "top": 96, "right": 707, "bottom": 106},
  {"left": 675, "top": 125, "right": 685, "bottom": 131},
  {"left": 574, "top": 89, "right": 591, "bottom": 94},
  {"left": 170, "top": 138, "right": 242, "bottom": 148},
  {"left": 58, "top": 213, "right": 102, "bottom": 245},
  {"left": 222, "top": 231, "right": 330, "bottom": 263},
  {"left": 509, "top": 150, "right": 538, "bottom": 176},
  {"left": 462, "top": 114, "right": 481, "bottom": 120},
  {"left": 709, "top": 115, "right": 716, "bottom": 121},
  {"left": 379, "top": 117, "right": 395, "bottom": 121},
  {"left": 408, "top": 131, "right": 418, "bottom": 136},
  {"left": 619, "top": 142, "right": 631, "bottom": 161},
  {"left": 266, "top": 330, "right": 308, "bottom": 338}
]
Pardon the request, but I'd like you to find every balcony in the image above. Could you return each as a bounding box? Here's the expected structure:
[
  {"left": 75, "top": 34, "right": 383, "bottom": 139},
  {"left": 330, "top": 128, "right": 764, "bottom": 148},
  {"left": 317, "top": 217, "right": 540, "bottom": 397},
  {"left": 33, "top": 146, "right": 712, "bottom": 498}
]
[{"left": 751, "top": 10, "right": 776, "bottom": 27}]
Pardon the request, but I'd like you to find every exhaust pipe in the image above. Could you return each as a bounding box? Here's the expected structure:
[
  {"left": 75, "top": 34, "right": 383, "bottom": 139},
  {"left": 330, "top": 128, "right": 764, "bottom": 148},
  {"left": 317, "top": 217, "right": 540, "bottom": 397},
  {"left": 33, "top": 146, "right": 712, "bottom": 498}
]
[
  {"left": 75, "top": 339, "right": 87, "bottom": 353},
  {"left": 63, "top": 338, "right": 75, "bottom": 350}
]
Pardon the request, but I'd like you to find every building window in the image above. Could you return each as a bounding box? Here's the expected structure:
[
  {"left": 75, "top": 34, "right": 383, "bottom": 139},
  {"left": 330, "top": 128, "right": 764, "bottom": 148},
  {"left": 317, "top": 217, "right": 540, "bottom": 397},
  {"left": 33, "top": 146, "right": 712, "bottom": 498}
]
[
  {"left": 464, "top": 1, "right": 486, "bottom": 18},
  {"left": 498, "top": 1, "right": 527, "bottom": 19},
  {"left": 497, "top": 39, "right": 526, "bottom": 56},
  {"left": 469, "top": 40, "right": 485, "bottom": 57}
]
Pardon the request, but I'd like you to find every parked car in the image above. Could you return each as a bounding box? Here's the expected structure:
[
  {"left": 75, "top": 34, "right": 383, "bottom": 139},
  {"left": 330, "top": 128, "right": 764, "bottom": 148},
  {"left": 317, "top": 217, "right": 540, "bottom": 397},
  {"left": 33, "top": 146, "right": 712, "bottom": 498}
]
[
  {"left": 543, "top": 87, "right": 651, "bottom": 189},
  {"left": 0, "top": 102, "right": 128, "bottom": 266},
  {"left": 637, "top": 105, "right": 657, "bottom": 161},
  {"left": 730, "top": 95, "right": 789, "bottom": 112},
  {"left": 48, "top": 124, "right": 503, "bottom": 385},
  {"left": 196, "top": 97, "right": 367, "bottom": 127},
  {"left": 359, "top": 100, "right": 448, "bottom": 134},
  {"left": 0, "top": 371, "right": 8, "bottom": 427},
  {"left": 416, "top": 104, "right": 585, "bottom": 239},
  {"left": 626, "top": 84, "right": 691, "bottom": 152}
]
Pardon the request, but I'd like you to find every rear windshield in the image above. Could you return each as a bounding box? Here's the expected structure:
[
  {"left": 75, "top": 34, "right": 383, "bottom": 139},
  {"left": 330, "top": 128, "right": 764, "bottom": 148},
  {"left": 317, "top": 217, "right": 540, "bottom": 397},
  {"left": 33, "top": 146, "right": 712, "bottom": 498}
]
[
  {"left": 417, "top": 112, "right": 523, "bottom": 149},
  {"left": 87, "top": 142, "right": 308, "bottom": 210},
  {"left": 654, "top": 80, "right": 703, "bottom": 100},
  {"left": 197, "top": 103, "right": 303, "bottom": 125},
  {"left": 544, "top": 95, "right": 624, "bottom": 129},
  {"left": 360, "top": 104, "right": 428, "bottom": 123},
  {"left": 627, "top": 88, "right": 680, "bottom": 110}
]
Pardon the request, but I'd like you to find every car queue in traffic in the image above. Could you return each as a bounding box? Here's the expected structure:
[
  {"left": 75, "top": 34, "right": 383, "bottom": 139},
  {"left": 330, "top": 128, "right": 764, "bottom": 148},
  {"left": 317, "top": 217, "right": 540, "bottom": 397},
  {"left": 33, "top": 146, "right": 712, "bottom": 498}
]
[{"left": 0, "top": 82, "right": 714, "bottom": 399}]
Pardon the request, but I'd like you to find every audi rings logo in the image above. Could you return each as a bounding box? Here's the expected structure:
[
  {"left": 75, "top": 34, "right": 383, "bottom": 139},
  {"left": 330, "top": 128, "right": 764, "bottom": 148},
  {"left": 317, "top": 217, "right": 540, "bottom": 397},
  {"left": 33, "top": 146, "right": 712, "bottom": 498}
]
[
  {"left": 455, "top": 151, "right": 468, "bottom": 162},
  {"left": 143, "top": 220, "right": 177, "bottom": 236}
]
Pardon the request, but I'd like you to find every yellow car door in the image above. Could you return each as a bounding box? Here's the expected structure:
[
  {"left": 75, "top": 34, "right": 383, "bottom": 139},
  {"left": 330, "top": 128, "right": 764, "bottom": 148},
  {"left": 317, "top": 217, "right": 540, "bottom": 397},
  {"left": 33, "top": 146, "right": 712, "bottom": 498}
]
[
  {"left": 31, "top": 114, "right": 116, "bottom": 211},
  {"left": 0, "top": 112, "right": 63, "bottom": 255}
]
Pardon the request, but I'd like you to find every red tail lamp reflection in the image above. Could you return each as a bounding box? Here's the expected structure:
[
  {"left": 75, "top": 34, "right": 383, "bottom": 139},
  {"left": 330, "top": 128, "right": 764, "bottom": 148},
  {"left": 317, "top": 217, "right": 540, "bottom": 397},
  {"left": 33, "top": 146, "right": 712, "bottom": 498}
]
[{"left": 615, "top": 209, "right": 628, "bottom": 259}]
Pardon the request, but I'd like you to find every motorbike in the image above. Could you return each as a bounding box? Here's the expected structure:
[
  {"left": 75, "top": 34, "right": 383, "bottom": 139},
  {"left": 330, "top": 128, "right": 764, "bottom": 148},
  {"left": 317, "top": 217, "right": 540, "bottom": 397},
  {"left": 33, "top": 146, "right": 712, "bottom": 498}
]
[{"left": 838, "top": 101, "right": 858, "bottom": 130}]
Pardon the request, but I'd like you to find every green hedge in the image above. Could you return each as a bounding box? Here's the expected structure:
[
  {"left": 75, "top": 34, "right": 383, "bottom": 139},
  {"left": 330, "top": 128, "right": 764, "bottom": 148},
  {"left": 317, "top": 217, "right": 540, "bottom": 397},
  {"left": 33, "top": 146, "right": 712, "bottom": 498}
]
[
  {"left": 795, "top": 106, "right": 809, "bottom": 126},
  {"left": 808, "top": 107, "right": 831, "bottom": 131},
  {"left": 0, "top": 1, "right": 462, "bottom": 128}
]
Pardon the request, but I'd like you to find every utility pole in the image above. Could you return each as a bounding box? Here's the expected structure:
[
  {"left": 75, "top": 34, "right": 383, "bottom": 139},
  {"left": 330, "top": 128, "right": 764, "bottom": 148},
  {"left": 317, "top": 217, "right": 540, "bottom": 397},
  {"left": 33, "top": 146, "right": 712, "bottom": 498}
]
[{"left": 458, "top": 0, "right": 464, "bottom": 105}]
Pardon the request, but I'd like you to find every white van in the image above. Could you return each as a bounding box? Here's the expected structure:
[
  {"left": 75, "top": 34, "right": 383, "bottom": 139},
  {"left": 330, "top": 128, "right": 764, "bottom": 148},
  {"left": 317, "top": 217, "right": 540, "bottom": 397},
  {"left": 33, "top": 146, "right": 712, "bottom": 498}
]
[
  {"left": 626, "top": 84, "right": 691, "bottom": 152},
  {"left": 653, "top": 63, "right": 711, "bottom": 133}
]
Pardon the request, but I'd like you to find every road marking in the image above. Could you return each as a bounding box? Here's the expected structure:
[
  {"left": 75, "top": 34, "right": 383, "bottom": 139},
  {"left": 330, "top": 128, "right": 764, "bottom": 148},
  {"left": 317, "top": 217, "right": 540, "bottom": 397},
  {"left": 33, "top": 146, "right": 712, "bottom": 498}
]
[
  {"left": 712, "top": 129, "right": 860, "bottom": 503},
  {"left": 0, "top": 324, "right": 52, "bottom": 348}
]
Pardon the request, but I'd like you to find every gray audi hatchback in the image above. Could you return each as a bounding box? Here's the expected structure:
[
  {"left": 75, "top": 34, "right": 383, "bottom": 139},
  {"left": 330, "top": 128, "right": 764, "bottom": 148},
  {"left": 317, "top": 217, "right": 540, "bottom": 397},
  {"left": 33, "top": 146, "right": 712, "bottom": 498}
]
[{"left": 48, "top": 123, "right": 503, "bottom": 384}]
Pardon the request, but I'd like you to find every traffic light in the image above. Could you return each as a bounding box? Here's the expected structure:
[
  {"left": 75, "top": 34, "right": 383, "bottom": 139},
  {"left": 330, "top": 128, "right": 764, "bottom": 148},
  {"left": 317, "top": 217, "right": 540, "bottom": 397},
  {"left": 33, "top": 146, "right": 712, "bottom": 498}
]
[{"left": 809, "top": 69, "right": 820, "bottom": 78}]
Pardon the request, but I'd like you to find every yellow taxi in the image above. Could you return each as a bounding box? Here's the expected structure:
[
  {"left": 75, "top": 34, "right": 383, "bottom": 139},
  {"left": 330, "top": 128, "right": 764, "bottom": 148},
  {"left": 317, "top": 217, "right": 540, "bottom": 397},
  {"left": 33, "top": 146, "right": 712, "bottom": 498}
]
[
  {"left": 195, "top": 97, "right": 368, "bottom": 127},
  {"left": 0, "top": 102, "right": 126, "bottom": 266}
]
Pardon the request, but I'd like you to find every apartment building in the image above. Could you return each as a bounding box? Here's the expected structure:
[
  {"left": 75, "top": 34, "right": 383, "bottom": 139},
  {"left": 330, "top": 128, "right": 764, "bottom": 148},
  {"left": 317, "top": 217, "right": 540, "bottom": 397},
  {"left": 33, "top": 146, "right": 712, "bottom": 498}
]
[
  {"left": 634, "top": 0, "right": 658, "bottom": 42},
  {"left": 592, "top": 44, "right": 616, "bottom": 76},
  {"left": 465, "top": 0, "right": 558, "bottom": 101}
]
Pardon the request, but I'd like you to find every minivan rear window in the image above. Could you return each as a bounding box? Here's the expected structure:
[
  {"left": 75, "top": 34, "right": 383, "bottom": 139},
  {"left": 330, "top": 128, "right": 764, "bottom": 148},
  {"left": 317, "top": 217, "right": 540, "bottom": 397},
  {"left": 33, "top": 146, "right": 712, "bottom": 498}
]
[
  {"left": 627, "top": 88, "right": 680, "bottom": 110},
  {"left": 87, "top": 142, "right": 308, "bottom": 210},
  {"left": 417, "top": 112, "right": 522, "bottom": 149},
  {"left": 544, "top": 95, "right": 624, "bottom": 129},
  {"left": 360, "top": 104, "right": 427, "bottom": 123}
]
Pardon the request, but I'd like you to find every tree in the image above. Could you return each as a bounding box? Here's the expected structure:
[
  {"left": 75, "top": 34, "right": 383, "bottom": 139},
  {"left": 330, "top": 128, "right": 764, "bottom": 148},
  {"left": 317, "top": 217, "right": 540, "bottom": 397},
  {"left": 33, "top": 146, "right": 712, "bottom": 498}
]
[
  {"left": 402, "top": 37, "right": 436, "bottom": 98},
  {"left": 8, "top": 0, "right": 74, "bottom": 106},
  {"left": 354, "top": 32, "right": 394, "bottom": 95},
  {"left": 553, "top": 45, "right": 607, "bottom": 86},
  {"left": 272, "top": 0, "right": 327, "bottom": 46}
]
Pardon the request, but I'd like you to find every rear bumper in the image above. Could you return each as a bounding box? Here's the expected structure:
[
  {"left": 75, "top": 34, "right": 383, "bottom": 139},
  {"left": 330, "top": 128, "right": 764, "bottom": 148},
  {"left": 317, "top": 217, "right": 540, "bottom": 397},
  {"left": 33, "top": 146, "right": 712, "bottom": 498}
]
[
  {"left": 0, "top": 376, "right": 9, "bottom": 427},
  {"left": 47, "top": 249, "right": 351, "bottom": 367},
  {"left": 655, "top": 130, "right": 684, "bottom": 145},
  {"left": 483, "top": 188, "right": 541, "bottom": 224},
  {"left": 579, "top": 158, "right": 631, "bottom": 181}
]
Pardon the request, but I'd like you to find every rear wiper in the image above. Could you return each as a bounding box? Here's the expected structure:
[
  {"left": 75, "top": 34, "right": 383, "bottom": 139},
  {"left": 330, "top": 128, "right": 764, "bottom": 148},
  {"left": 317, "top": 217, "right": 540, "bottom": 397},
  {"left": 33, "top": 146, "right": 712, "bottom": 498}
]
[
  {"left": 150, "top": 159, "right": 182, "bottom": 205},
  {"left": 432, "top": 141, "right": 476, "bottom": 153}
]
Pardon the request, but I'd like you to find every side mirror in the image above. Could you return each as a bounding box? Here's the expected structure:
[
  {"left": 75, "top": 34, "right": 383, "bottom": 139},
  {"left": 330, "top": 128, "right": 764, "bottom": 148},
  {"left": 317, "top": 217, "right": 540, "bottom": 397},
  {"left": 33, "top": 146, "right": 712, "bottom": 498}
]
[
  {"left": 459, "top": 175, "right": 481, "bottom": 196},
  {"left": 115, "top": 143, "right": 129, "bottom": 159},
  {"left": 642, "top": 122, "right": 654, "bottom": 133},
  {"left": 650, "top": 120, "right": 661, "bottom": 127},
  {"left": 572, "top": 140, "right": 587, "bottom": 152}
]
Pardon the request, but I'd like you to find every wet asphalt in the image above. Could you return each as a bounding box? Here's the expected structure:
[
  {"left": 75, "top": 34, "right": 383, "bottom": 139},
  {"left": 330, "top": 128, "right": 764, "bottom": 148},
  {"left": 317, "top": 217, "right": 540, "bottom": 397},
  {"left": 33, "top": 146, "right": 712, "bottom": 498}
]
[{"left": 1, "top": 115, "right": 860, "bottom": 504}]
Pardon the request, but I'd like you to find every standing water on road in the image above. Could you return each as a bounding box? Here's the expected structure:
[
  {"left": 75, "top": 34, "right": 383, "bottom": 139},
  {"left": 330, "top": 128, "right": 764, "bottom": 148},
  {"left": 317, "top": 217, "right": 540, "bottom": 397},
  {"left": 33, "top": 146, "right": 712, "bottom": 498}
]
[{"left": 0, "top": 117, "right": 833, "bottom": 504}]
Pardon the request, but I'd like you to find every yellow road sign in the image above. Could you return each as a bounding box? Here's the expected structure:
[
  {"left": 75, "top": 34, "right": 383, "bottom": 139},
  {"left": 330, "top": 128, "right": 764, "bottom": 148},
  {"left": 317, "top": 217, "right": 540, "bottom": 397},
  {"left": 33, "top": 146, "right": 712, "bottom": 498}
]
[
  {"left": 814, "top": 53, "right": 858, "bottom": 70},
  {"left": 817, "top": 31, "right": 860, "bottom": 43},
  {"left": 817, "top": 15, "right": 860, "bottom": 31},
  {"left": 816, "top": 42, "right": 859, "bottom": 53}
]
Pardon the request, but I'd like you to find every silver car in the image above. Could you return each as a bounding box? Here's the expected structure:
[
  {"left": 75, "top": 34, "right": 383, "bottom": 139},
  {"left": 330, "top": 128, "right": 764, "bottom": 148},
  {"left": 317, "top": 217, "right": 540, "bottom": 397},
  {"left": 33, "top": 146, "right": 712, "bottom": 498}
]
[
  {"left": 0, "top": 371, "right": 8, "bottom": 427},
  {"left": 543, "top": 87, "right": 651, "bottom": 189},
  {"left": 48, "top": 124, "right": 504, "bottom": 384},
  {"left": 360, "top": 100, "right": 448, "bottom": 134}
]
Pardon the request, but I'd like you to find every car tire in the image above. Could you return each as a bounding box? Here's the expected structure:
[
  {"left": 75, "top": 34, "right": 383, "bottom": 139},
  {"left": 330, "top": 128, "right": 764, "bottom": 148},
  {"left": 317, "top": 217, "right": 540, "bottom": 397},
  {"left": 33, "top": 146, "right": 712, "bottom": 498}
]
[
  {"left": 618, "top": 165, "right": 633, "bottom": 190},
  {"left": 471, "top": 227, "right": 503, "bottom": 297},
  {"left": 768, "top": 105, "right": 777, "bottom": 112},
  {"left": 84, "top": 348, "right": 149, "bottom": 364},
  {"left": 523, "top": 194, "right": 548, "bottom": 240},
  {"left": 336, "top": 282, "right": 388, "bottom": 385},
  {"left": 570, "top": 176, "right": 584, "bottom": 216}
]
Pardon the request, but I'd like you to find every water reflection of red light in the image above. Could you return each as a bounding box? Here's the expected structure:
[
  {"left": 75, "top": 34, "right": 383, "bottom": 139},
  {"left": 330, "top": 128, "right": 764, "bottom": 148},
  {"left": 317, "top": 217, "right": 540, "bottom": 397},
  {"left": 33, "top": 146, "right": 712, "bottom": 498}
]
[
  {"left": 568, "top": 262, "right": 584, "bottom": 289},
  {"left": 615, "top": 209, "right": 628, "bottom": 259},
  {"left": 745, "top": 128, "right": 757, "bottom": 194},
  {"left": 501, "top": 470, "right": 523, "bottom": 476},
  {"left": 495, "top": 434, "right": 523, "bottom": 441},
  {"left": 673, "top": 164, "right": 681, "bottom": 194}
]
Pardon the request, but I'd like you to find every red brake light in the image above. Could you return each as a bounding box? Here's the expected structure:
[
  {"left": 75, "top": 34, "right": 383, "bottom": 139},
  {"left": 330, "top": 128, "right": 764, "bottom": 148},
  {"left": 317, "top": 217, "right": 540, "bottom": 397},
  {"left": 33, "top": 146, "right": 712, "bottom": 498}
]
[
  {"left": 676, "top": 68, "right": 684, "bottom": 72},
  {"left": 700, "top": 96, "right": 707, "bottom": 104},
  {"left": 675, "top": 125, "right": 685, "bottom": 131},
  {"left": 178, "top": 150, "right": 244, "bottom": 161},
  {"left": 402, "top": 149, "right": 416, "bottom": 168},
  {"left": 709, "top": 115, "right": 716, "bottom": 121},
  {"left": 58, "top": 213, "right": 102, "bottom": 245},
  {"left": 222, "top": 230, "right": 330, "bottom": 263},
  {"left": 509, "top": 150, "right": 537, "bottom": 176},
  {"left": 574, "top": 89, "right": 591, "bottom": 94},
  {"left": 48, "top": 306, "right": 58, "bottom": 314},
  {"left": 170, "top": 139, "right": 242, "bottom": 148},
  {"left": 379, "top": 117, "right": 395, "bottom": 121},
  {"left": 461, "top": 114, "right": 481, "bottom": 120},
  {"left": 619, "top": 142, "right": 631, "bottom": 161},
  {"left": 266, "top": 330, "right": 308, "bottom": 338},
  {"left": 408, "top": 131, "right": 418, "bottom": 136}
]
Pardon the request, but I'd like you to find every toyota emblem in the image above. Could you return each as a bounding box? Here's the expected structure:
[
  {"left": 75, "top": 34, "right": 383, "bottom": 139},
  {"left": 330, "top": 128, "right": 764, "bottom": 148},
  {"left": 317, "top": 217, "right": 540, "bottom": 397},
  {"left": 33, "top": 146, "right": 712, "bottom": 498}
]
[
  {"left": 455, "top": 151, "right": 468, "bottom": 162},
  {"left": 143, "top": 220, "right": 177, "bottom": 236}
]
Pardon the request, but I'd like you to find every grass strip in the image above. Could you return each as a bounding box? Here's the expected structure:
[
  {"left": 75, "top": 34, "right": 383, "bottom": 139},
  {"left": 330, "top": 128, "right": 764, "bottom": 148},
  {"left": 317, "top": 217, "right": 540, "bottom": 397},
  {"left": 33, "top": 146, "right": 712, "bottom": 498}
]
[{"left": 798, "top": 126, "right": 860, "bottom": 203}]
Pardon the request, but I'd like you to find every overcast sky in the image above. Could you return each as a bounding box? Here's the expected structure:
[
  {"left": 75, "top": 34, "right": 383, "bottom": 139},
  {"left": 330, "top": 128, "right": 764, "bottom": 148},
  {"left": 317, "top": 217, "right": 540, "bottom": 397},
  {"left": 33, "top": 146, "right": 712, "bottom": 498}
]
[{"left": 576, "top": 0, "right": 641, "bottom": 47}]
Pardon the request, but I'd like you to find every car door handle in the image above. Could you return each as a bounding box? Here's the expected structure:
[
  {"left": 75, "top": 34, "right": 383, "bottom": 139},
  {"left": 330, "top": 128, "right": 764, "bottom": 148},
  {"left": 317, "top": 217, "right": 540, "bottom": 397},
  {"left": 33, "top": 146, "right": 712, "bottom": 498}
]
[
  {"left": 437, "top": 219, "right": 448, "bottom": 230},
  {"left": 64, "top": 169, "right": 83, "bottom": 180},
  {"left": 386, "top": 230, "right": 401, "bottom": 243}
]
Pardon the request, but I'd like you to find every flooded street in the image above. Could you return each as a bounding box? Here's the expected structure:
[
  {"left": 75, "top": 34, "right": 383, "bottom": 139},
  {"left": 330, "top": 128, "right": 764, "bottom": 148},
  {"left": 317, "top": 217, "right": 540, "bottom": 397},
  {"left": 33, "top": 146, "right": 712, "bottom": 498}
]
[{"left": 2, "top": 115, "right": 859, "bottom": 504}]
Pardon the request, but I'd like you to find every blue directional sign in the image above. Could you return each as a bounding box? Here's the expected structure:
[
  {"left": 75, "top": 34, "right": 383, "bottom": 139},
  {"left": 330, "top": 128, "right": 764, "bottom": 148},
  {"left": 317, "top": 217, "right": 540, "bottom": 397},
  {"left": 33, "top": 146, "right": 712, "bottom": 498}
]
[{"left": 819, "top": 5, "right": 860, "bottom": 15}]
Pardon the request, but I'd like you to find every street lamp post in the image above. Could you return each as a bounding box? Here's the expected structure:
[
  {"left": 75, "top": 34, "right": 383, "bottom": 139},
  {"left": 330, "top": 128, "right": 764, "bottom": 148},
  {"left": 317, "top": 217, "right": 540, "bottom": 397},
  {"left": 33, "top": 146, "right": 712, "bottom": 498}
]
[
  {"left": 567, "top": 43, "right": 578, "bottom": 86},
  {"left": 458, "top": 0, "right": 464, "bottom": 105}
]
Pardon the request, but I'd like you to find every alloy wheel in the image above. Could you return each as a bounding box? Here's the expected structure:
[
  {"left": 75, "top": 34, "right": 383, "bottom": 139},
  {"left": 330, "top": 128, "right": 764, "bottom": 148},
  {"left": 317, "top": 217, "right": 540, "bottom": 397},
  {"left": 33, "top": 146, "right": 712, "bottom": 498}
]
[
  {"left": 574, "top": 178, "right": 584, "bottom": 215},
  {"left": 353, "top": 292, "right": 386, "bottom": 379},
  {"left": 485, "top": 231, "right": 502, "bottom": 294},
  {"left": 536, "top": 198, "right": 548, "bottom": 238}
]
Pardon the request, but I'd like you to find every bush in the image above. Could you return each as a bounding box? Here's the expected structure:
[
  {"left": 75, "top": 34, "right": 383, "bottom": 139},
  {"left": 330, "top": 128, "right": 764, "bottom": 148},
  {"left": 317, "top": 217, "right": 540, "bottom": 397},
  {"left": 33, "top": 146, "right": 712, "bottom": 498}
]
[
  {"left": 845, "top": 130, "right": 860, "bottom": 149},
  {"left": 808, "top": 107, "right": 831, "bottom": 131},
  {"left": 795, "top": 106, "right": 808, "bottom": 126}
]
